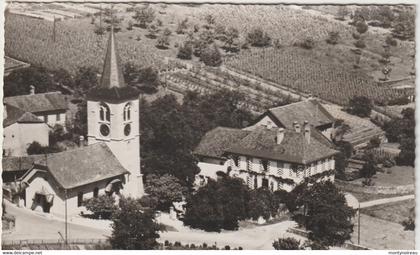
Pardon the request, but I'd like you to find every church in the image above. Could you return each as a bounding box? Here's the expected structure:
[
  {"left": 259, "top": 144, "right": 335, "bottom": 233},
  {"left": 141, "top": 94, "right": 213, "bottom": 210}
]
[{"left": 7, "top": 27, "right": 144, "bottom": 216}]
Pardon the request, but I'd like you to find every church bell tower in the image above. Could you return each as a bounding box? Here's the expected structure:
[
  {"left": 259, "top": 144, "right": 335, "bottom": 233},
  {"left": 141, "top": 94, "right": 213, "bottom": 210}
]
[{"left": 86, "top": 26, "right": 143, "bottom": 198}]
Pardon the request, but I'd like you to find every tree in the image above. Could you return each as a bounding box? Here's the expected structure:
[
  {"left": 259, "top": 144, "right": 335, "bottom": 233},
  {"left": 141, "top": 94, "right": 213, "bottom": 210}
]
[
  {"left": 359, "top": 157, "right": 377, "bottom": 185},
  {"left": 74, "top": 66, "right": 99, "bottom": 96},
  {"left": 247, "top": 187, "right": 279, "bottom": 221},
  {"left": 200, "top": 44, "right": 222, "bottom": 67},
  {"left": 176, "top": 18, "right": 189, "bottom": 34},
  {"left": 145, "top": 174, "right": 186, "bottom": 211},
  {"left": 155, "top": 34, "right": 170, "bottom": 49},
  {"left": 123, "top": 63, "right": 160, "bottom": 93},
  {"left": 133, "top": 6, "right": 155, "bottom": 28},
  {"left": 293, "top": 181, "right": 355, "bottom": 248},
  {"left": 73, "top": 101, "right": 88, "bottom": 137},
  {"left": 326, "top": 31, "right": 340, "bottom": 45},
  {"left": 298, "top": 37, "right": 315, "bottom": 49},
  {"left": 246, "top": 28, "right": 271, "bottom": 47},
  {"left": 273, "top": 237, "right": 302, "bottom": 250},
  {"left": 183, "top": 176, "right": 250, "bottom": 232},
  {"left": 336, "top": 6, "right": 349, "bottom": 21},
  {"left": 4, "top": 67, "right": 55, "bottom": 97},
  {"left": 85, "top": 195, "right": 118, "bottom": 219},
  {"left": 222, "top": 27, "right": 240, "bottom": 52},
  {"left": 27, "top": 141, "right": 60, "bottom": 155},
  {"left": 392, "top": 8, "right": 415, "bottom": 41},
  {"left": 177, "top": 42, "right": 193, "bottom": 60},
  {"left": 110, "top": 197, "right": 163, "bottom": 249},
  {"left": 147, "top": 24, "right": 159, "bottom": 39},
  {"left": 352, "top": 20, "right": 368, "bottom": 68},
  {"left": 347, "top": 96, "right": 372, "bottom": 117}
]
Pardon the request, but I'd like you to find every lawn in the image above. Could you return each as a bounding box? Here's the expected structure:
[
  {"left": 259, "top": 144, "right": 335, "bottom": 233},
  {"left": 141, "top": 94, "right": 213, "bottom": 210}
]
[{"left": 361, "top": 199, "right": 415, "bottom": 224}]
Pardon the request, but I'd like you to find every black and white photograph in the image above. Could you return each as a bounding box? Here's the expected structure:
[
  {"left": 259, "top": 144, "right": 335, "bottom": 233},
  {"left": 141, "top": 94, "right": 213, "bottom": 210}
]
[{"left": 1, "top": 0, "right": 417, "bottom": 251}]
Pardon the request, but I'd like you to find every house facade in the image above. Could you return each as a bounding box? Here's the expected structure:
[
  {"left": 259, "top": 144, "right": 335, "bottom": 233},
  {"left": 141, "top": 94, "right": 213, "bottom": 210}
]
[
  {"left": 3, "top": 104, "right": 50, "bottom": 157},
  {"left": 195, "top": 121, "right": 338, "bottom": 192}
]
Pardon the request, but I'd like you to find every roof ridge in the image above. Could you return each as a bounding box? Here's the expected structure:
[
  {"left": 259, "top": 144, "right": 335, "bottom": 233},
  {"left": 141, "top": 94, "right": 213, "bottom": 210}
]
[{"left": 268, "top": 100, "right": 308, "bottom": 111}]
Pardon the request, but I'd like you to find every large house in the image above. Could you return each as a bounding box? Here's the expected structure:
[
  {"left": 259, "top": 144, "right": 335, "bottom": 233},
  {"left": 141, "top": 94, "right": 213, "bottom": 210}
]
[
  {"left": 3, "top": 27, "right": 144, "bottom": 215},
  {"left": 194, "top": 121, "right": 338, "bottom": 192},
  {"left": 246, "top": 99, "right": 336, "bottom": 140},
  {"left": 3, "top": 103, "right": 50, "bottom": 156},
  {"left": 4, "top": 89, "right": 68, "bottom": 128}
]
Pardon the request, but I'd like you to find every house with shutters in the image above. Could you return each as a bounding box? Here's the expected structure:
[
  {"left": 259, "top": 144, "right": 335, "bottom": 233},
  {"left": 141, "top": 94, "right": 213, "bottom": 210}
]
[
  {"left": 246, "top": 98, "right": 336, "bottom": 141},
  {"left": 194, "top": 121, "right": 338, "bottom": 192}
]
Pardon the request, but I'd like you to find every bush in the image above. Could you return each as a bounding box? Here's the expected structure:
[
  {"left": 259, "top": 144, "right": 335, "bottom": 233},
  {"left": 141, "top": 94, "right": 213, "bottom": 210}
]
[
  {"left": 273, "top": 237, "right": 302, "bottom": 250},
  {"left": 177, "top": 42, "right": 193, "bottom": 60},
  {"left": 347, "top": 96, "right": 372, "bottom": 117},
  {"left": 326, "top": 31, "right": 340, "bottom": 45},
  {"left": 354, "top": 39, "right": 366, "bottom": 49},
  {"left": 200, "top": 44, "right": 222, "bottom": 67},
  {"left": 402, "top": 218, "right": 415, "bottom": 231},
  {"left": 27, "top": 141, "right": 61, "bottom": 155},
  {"left": 246, "top": 28, "right": 271, "bottom": 47},
  {"left": 85, "top": 195, "right": 118, "bottom": 219}
]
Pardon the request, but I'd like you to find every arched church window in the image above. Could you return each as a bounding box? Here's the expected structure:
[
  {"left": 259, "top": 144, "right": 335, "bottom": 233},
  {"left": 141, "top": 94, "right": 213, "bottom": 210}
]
[
  {"left": 123, "top": 103, "right": 131, "bottom": 121},
  {"left": 99, "top": 103, "right": 110, "bottom": 122}
]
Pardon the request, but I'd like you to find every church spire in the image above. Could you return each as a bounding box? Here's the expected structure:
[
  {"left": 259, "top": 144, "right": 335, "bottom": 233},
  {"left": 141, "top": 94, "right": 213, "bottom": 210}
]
[{"left": 100, "top": 26, "right": 126, "bottom": 88}]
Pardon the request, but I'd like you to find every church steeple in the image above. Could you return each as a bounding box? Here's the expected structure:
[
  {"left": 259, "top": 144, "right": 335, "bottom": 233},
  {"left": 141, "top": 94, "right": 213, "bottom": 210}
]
[
  {"left": 87, "top": 26, "right": 139, "bottom": 103},
  {"left": 100, "top": 26, "right": 126, "bottom": 89}
]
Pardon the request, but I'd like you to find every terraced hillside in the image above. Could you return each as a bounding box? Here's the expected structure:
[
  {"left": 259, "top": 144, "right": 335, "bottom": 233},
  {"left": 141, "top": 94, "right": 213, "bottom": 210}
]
[{"left": 226, "top": 47, "right": 412, "bottom": 106}]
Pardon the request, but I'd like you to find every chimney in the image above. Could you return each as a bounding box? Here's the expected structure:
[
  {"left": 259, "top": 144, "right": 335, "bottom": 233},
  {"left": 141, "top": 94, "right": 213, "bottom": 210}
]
[
  {"left": 304, "top": 121, "right": 311, "bottom": 144},
  {"left": 79, "top": 135, "right": 85, "bottom": 147},
  {"left": 276, "top": 128, "right": 285, "bottom": 144},
  {"left": 29, "top": 85, "right": 35, "bottom": 95},
  {"left": 294, "top": 123, "right": 301, "bottom": 133}
]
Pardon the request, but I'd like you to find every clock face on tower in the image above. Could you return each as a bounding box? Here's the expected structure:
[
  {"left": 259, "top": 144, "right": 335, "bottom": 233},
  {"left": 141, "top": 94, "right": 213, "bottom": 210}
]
[
  {"left": 100, "top": 124, "right": 110, "bottom": 137},
  {"left": 124, "top": 124, "right": 131, "bottom": 136}
]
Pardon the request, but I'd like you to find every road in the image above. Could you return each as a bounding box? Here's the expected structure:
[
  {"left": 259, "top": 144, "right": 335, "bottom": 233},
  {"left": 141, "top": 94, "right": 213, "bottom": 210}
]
[
  {"left": 359, "top": 194, "right": 415, "bottom": 209},
  {"left": 2, "top": 202, "right": 111, "bottom": 242}
]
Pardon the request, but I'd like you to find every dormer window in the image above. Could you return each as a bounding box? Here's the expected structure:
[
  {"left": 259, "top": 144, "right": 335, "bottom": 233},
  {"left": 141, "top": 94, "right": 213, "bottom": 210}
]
[
  {"left": 99, "top": 103, "right": 110, "bottom": 122},
  {"left": 123, "top": 103, "right": 131, "bottom": 121}
]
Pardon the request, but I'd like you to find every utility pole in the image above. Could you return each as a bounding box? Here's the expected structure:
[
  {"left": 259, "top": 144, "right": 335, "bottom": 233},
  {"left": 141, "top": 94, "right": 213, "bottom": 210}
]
[
  {"left": 65, "top": 189, "right": 68, "bottom": 246},
  {"left": 53, "top": 16, "right": 56, "bottom": 42},
  {"left": 358, "top": 202, "right": 361, "bottom": 245}
]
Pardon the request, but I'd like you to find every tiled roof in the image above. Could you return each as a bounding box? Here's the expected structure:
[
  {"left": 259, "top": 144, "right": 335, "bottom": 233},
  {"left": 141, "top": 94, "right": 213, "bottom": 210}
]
[
  {"left": 87, "top": 27, "right": 140, "bottom": 103},
  {"left": 3, "top": 104, "right": 44, "bottom": 127},
  {"left": 267, "top": 99, "right": 335, "bottom": 129},
  {"left": 2, "top": 155, "right": 44, "bottom": 172},
  {"left": 34, "top": 143, "right": 129, "bottom": 189},
  {"left": 195, "top": 126, "right": 338, "bottom": 165},
  {"left": 4, "top": 91, "right": 68, "bottom": 114},
  {"left": 194, "top": 127, "right": 250, "bottom": 159}
]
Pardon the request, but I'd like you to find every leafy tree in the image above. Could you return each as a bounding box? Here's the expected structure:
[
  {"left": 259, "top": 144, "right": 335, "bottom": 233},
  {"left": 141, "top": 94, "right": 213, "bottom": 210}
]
[
  {"left": 347, "top": 96, "right": 372, "bottom": 117},
  {"left": 133, "top": 6, "right": 155, "bottom": 28},
  {"left": 74, "top": 66, "right": 99, "bottom": 96},
  {"left": 199, "top": 29, "right": 215, "bottom": 45},
  {"left": 326, "top": 31, "right": 340, "bottom": 45},
  {"left": 85, "top": 195, "right": 118, "bottom": 219},
  {"left": 273, "top": 237, "right": 302, "bottom": 250},
  {"left": 246, "top": 28, "right": 271, "bottom": 47},
  {"left": 145, "top": 174, "right": 186, "bottom": 211},
  {"left": 156, "top": 34, "right": 170, "bottom": 49},
  {"left": 248, "top": 187, "right": 279, "bottom": 221},
  {"left": 392, "top": 9, "right": 415, "bottom": 41},
  {"left": 183, "top": 176, "right": 250, "bottom": 232},
  {"left": 359, "top": 157, "right": 377, "bottom": 184},
  {"left": 123, "top": 63, "right": 160, "bottom": 93},
  {"left": 4, "top": 67, "right": 55, "bottom": 97},
  {"left": 110, "top": 197, "right": 163, "bottom": 249},
  {"left": 176, "top": 18, "right": 189, "bottom": 34},
  {"left": 293, "top": 181, "right": 355, "bottom": 248},
  {"left": 200, "top": 44, "right": 222, "bottom": 67},
  {"left": 27, "top": 141, "right": 60, "bottom": 155},
  {"left": 73, "top": 101, "right": 88, "bottom": 137},
  {"left": 147, "top": 24, "right": 159, "bottom": 39},
  {"left": 51, "top": 68, "right": 75, "bottom": 91},
  {"left": 177, "top": 42, "right": 193, "bottom": 60},
  {"left": 222, "top": 27, "right": 240, "bottom": 52}
]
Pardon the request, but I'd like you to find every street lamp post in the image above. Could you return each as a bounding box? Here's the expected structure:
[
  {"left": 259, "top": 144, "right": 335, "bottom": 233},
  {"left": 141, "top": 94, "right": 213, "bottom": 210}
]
[
  {"left": 358, "top": 202, "right": 360, "bottom": 245},
  {"left": 65, "top": 189, "right": 68, "bottom": 246}
]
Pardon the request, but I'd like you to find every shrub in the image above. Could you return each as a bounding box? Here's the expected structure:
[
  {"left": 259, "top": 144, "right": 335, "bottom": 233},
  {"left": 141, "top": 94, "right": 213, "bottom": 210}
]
[
  {"left": 27, "top": 141, "right": 61, "bottom": 155},
  {"left": 326, "top": 31, "right": 340, "bottom": 45},
  {"left": 246, "top": 28, "right": 271, "bottom": 47},
  {"left": 347, "top": 96, "right": 372, "bottom": 117},
  {"left": 200, "top": 44, "right": 222, "bottom": 67},
  {"left": 273, "top": 237, "right": 301, "bottom": 250},
  {"left": 177, "top": 42, "right": 193, "bottom": 60},
  {"left": 354, "top": 39, "right": 366, "bottom": 49},
  {"left": 84, "top": 195, "right": 118, "bottom": 219}
]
